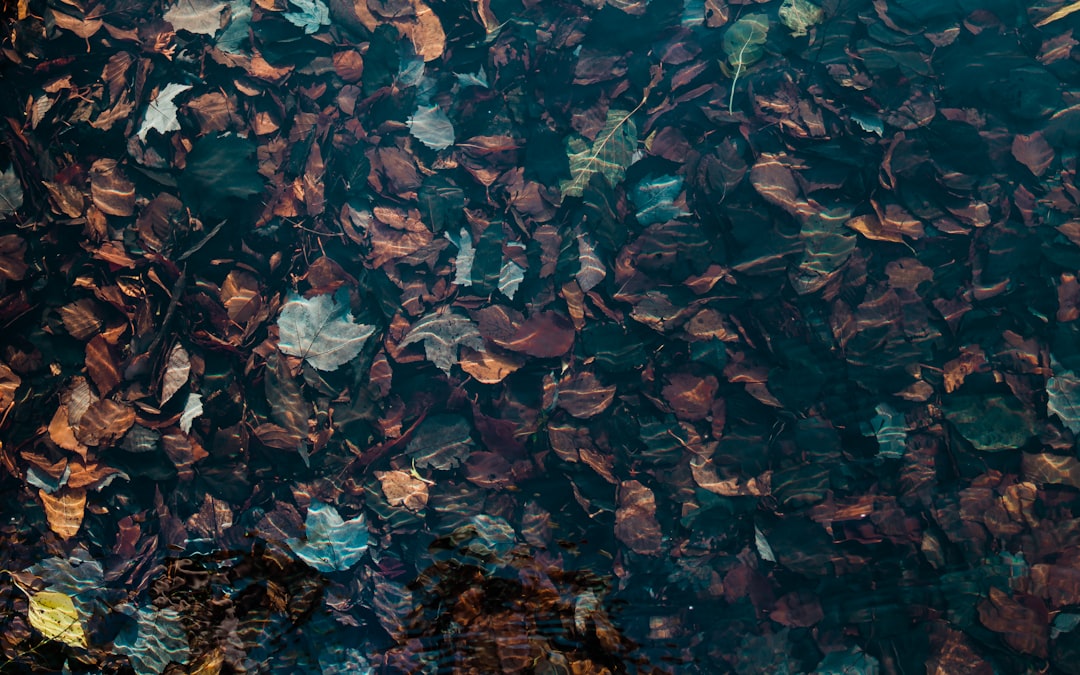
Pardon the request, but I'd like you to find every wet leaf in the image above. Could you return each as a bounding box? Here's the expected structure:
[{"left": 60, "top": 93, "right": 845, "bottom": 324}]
[
  {"left": 399, "top": 307, "right": 484, "bottom": 374},
  {"left": 408, "top": 104, "right": 455, "bottom": 150},
  {"left": 26, "top": 589, "right": 87, "bottom": 648},
  {"left": 137, "top": 83, "right": 192, "bottom": 141},
  {"left": 778, "top": 0, "right": 822, "bottom": 37},
  {"left": 632, "top": 175, "right": 689, "bottom": 225},
  {"left": 277, "top": 290, "right": 375, "bottom": 371},
  {"left": 561, "top": 108, "right": 637, "bottom": 197},
  {"left": 0, "top": 165, "right": 24, "bottom": 217},
  {"left": 114, "top": 605, "right": 190, "bottom": 675},
  {"left": 39, "top": 488, "right": 85, "bottom": 540},
  {"left": 287, "top": 500, "right": 370, "bottom": 572},
  {"left": 283, "top": 0, "right": 330, "bottom": 34},
  {"left": 615, "top": 480, "right": 663, "bottom": 555}
]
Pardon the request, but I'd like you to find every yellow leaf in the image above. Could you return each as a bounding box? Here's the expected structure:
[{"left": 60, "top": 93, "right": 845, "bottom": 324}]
[{"left": 27, "top": 590, "right": 88, "bottom": 648}]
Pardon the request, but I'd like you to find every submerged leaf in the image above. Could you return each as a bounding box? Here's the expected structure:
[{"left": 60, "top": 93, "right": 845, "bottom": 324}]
[
  {"left": 0, "top": 166, "right": 24, "bottom": 217},
  {"left": 561, "top": 109, "right": 637, "bottom": 198},
  {"left": 778, "top": 0, "right": 822, "bottom": 37},
  {"left": 114, "top": 606, "right": 189, "bottom": 675},
  {"left": 283, "top": 0, "right": 330, "bottom": 33},
  {"left": 632, "top": 174, "right": 689, "bottom": 225},
  {"left": 27, "top": 590, "right": 87, "bottom": 648},
  {"left": 408, "top": 104, "right": 456, "bottom": 150},
  {"left": 287, "top": 500, "right": 369, "bottom": 572},
  {"left": 1048, "top": 361, "right": 1080, "bottom": 434},
  {"left": 400, "top": 307, "right": 484, "bottom": 374},
  {"left": 722, "top": 13, "right": 769, "bottom": 72},
  {"left": 277, "top": 289, "right": 375, "bottom": 371}
]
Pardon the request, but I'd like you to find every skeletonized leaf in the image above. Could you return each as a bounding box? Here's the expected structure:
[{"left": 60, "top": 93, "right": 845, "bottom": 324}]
[
  {"left": 408, "top": 104, "right": 455, "bottom": 150},
  {"left": 400, "top": 307, "right": 484, "bottom": 374},
  {"left": 27, "top": 590, "right": 87, "bottom": 648},
  {"left": 277, "top": 289, "right": 374, "bottom": 371},
  {"left": 561, "top": 109, "right": 637, "bottom": 197},
  {"left": 287, "top": 500, "right": 369, "bottom": 572},
  {"left": 137, "top": 83, "right": 192, "bottom": 141}
]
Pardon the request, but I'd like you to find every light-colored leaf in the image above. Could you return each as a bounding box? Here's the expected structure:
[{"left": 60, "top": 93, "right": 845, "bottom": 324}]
[
  {"left": 215, "top": 0, "right": 252, "bottom": 53},
  {"left": 498, "top": 259, "right": 524, "bottom": 299},
  {"left": 277, "top": 289, "right": 374, "bottom": 371},
  {"left": 114, "top": 605, "right": 189, "bottom": 675},
  {"left": 408, "top": 103, "right": 455, "bottom": 150},
  {"left": 399, "top": 307, "right": 484, "bottom": 374},
  {"left": 164, "top": 0, "right": 228, "bottom": 35},
  {"left": 286, "top": 500, "right": 369, "bottom": 572},
  {"left": 283, "top": 0, "right": 330, "bottom": 34},
  {"left": 631, "top": 174, "right": 689, "bottom": 225},
  {"left": 1048, "top": 359, "right": 1080, "bottom": 434},
  {"left": 179, "top": 392, "right": 202, "bottom": 434},
  {"left": 0, "top": 166, "right": 23, "bottom": 217},
  {"left": 448, "top": 228, "right": 475, "bottom": 286},
  {"left": 561, "top": 108, "right": 637, "bottom": 197},
  {"left": 160, "top": 343, "right": 190, "bottom": 405},
  {"left": 722, "top": 13, "right": 769, "bottom": 112},
  {"left": 137, "top": 83, "right": 192, "bottom": 141},
  {"left": 27, "top": 590, "right": 87, "bottom": 648},
  {"left": 778, "top": 0, "right": 822, "bottom": 37}
]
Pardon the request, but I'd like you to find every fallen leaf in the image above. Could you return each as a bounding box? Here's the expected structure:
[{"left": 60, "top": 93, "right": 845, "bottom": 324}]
[{"left": 277, "top": 290, "right": 375, "bottom": 371}]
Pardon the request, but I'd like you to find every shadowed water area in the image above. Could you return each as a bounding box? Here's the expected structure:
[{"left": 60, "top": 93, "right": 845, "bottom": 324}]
[{"left": 2, "top": 0, "right": 1080, "bottom": 672}]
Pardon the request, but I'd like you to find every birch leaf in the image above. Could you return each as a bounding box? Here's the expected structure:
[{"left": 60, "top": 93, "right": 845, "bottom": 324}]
[
  {"left": 137, "top": 83, "right": 192, "bottom": 141},
  {"left": 408, "top": 103, "right": 456, "bottom": 150},
  {"left": 27, "top": 590, "right": 87, "bottom": 648},
  {"left": 561, "top": 109, "right": 637, "bottom": 197},
  {"left": 277, "top": 289, "right": 374, "bottom": 371}
]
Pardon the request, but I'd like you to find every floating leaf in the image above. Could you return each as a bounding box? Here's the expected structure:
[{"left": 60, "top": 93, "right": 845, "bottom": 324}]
[
  {"left": 287, "top": 500, "right": 369, "bottom": 572},
  {"left": 277, "top": 289, "right": 375, "bottom": 371},
  {"left": 399, "top": 307, "right": 484, "bottom": 374},
  {"left": 114, "top": 605, "right": 190, "bottom": 675},
  {"left": 561, "top": 108, "right": 637, "bottom": 198},
  {"left": 137, "top": 83, "right": 192, "bottom": 141},
  {"left": 27, "top": 589, "right": 87, "bottom": 648},
  {"left": 408, "top": 104, "right": 455, "bottom": 150}
]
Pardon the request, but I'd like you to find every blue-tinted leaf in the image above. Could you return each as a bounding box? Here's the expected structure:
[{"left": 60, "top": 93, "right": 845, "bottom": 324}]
[
  {"left": 283, "top": 0, "right": 329, "bottom": 34},
  {"left": 813, "top": 646, "right": 880, "bottom": 674},
  {"left": 864, "top": 403, "right": 906, "bottom": 458},
  {"left": 277, "top": 289, "right": 374, "bottom": 371},
  {"left": 114, "top": 606, "right": 190, "bottom": 675},
  {"left": 287, "top": 500, "right": 369, "bottom": 573},
  {"left": 27, "top": 550, "right": 104, "bottom": 615},
  {"left": 408, "top": 104, "right": 455, "bottom": 151},
  {"left": 631, "top": 174, "right": 689, "bottom": 225},
  {"left": 1048, "top": 360, "right": 1080, "bottom": 434}
]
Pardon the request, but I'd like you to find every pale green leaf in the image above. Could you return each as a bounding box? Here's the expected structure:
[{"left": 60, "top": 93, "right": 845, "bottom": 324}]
[
  {"left": 560, "top": 109, "right": 637, "bottom": 198},
  {"left": 779, "top": 0, "right": 823, "bottom": 38}
]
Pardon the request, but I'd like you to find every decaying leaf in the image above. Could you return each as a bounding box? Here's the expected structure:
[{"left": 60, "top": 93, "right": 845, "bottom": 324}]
[
  {"left": 375, "top": 470, "right": 430, "bottom": 510},
  {"left": 400, "top": 307, "right": 484, "bottom": 374}
]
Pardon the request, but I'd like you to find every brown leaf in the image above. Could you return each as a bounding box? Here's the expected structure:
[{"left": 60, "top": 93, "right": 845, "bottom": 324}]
[
  {"left": 59, "top": 298, "right": 103, "bottom": 341},
  {"left": 0, "top": 234, "right": 27, "bottom": 281},
  {"left": 1011, "top": 131, "right": 1054, "bottom": 176},
  {"left": 0, "top": 361, "right": 21, "bottom": 420},
  {"left": 136, "top": 193, "right": 184, "bottom": 253},
  {"left": 75, "top": 399, "right": 135, "bottom": 446},
  {"left": 375, "top": 469, "right": 430, "bottom": 510},
  {"left": 661, "top": 373, "right": 718, "bottom": 421},
  {"left": 977, "top": 587, "right": 1047, "bottom": 658},
  {"left": 160, "top": 343, "right": 190, "bottom": 405},
  {"left": 458, "top": 346, "right": 524, "bottom": 384},
  {"left": 556, "top": 371, "right": 615, "bottom": 419},
  {"left": 39, "top": 487, "right": 86, "bottom": 539},
  {"left": 492, "top": 311, "right": 576, "bottom": 358},
  {"left": 1022, "top": 451, "right": 1080, "bottom": 489},
  {"left": 85, "top": 335, "right": 120, "bottom": 396},
  {"left": 89, "top": 159, "right": 134, "bottom": 216},
  {"left": 614, "top": 480, "right": 663, "bottom": 556}
]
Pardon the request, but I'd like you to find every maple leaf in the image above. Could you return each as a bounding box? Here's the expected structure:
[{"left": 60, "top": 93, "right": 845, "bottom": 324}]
[
  {"left": 277, "top": 289, "right": 375, "bottom": 371},
  {"left": 287, "top": 501, "right": 369, "bottom": 573},
  {"left": 400, "top": 307, "right": 484, "bottom": 374},
  {"left": 137, "top": 83, "right": 192, "bottom": 142},
  {"left": 560, "top": 108, "right": 637, "bottom": 198}
]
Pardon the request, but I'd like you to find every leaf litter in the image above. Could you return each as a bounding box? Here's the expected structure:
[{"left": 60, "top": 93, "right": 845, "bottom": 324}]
[{"left": 1, "top": 0, "right": 1080, "bottom": 673}]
